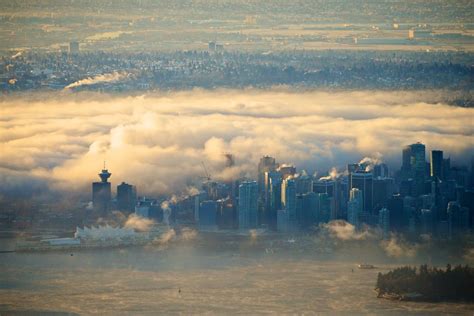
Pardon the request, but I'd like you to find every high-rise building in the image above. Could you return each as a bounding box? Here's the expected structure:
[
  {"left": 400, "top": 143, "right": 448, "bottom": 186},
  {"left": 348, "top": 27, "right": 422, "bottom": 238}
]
[
  {"left": 314, "top": 179, "right": 340, "bottom": 219},
  {"left": 92, "top": 166, "right": 112, "bottom": 214},
  {"left": 202, "top": 181, "right": 219, "bottom": 200},
  {"left": 430, "top": 150, "right": 443, "bottom": 180},
  {"left": 313, "top": 180, "right": 335, "bottom": 197},
  {"left": 216, "top": 197, "right": 236, "bottom": 229},
  {"left": 258, "top": 156, "right": 277, "bottom": 201},
  {"left": 277, "top": 209, "right": 289, "bottom": 232},
  {"left": 199, "top": 200, "right": 218, "bottom": 230},
  {"left": 350, "top": 171, "right": 373, "bottom": 214},
  {"left": 295, "top": 174, "right": 313, "bottom": 194},
  {"left": 315, "top": 193, "right": 331, "bottom": 223},
  {"left": 194, "top": 191, "right": 207, "bottom": 223},
  {"left": 264, "top": 171, "right": 282, "bottom": 228},
  {"left": 378, "top": 208, "right": 390, "bottom": 239},
  {"left": 117, "top": 182, "right": 137, "bottom": 213},
  {"left": 373, "top": 177, "right": 394, "bottom": 211},
  {"left": 387, "top": 194, "right": 404, "bottom": 231},
  {"left": 402, "top": 142, "right": 427, "bottom": 196},
  {"left": 348, "top": 188, "right": 363, "bottom": 228},
  {"left": 277, "top": 164, "right": 296, "bottom": 180},
  {"left": 301, "top": 192, "right": 318, "bottom": 228},
  {"left": 238, "top": 181, "right": 258, "bottom": 229},
  {"left": 447, "top": 201, "right": 469, "bottom": 238},
  {"left": 373, "top": 163, "right": 389, "bottom": 178},
  {"left": 282, "top": 178, "right": 297, "bottom": 228},
  {"left": 420, "top": 209, "right": 434, "bottom": 235}
]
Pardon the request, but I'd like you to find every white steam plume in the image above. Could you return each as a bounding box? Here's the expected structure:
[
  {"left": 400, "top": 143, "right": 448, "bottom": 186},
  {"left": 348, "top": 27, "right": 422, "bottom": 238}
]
[
  {"left": 321, "top": 220, "right": 375, "bottom": 241},
  {"left": 359, "top": 154, "right": 383, "bottom": 172},
  {"left": 124, "top": 213, "right": 154, "bottom": 232},
  {"left": 64, "top": 72, "right": 129, "bottom": 89},
  {"left": 11, "top": 51, "right": 22, "bottom": 59},
  {"left": 319, "top": 167, "right": 343, "bottom": 181}
]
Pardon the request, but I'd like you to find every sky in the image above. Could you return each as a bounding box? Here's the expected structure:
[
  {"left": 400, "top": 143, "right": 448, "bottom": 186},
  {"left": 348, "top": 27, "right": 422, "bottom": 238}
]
[{"left": 1, "top": 89, "right": 473, "bottom": 196}]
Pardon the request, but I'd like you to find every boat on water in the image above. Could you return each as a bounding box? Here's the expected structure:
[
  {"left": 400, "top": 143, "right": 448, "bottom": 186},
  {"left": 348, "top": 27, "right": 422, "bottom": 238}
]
[{"left": 358, "top": 264, "right": 375, "bottom": 269}]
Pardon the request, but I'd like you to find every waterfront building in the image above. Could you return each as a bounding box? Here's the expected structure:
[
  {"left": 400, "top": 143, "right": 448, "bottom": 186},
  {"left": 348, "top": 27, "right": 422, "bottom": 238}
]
[
  {"left": 282, "top": 178, "right": 297, "bottom": 229},
  {"left": 378, "top": 208, "right": 390, "bottom": 239},
  {"left": 92, "top": 166, "right": 112, "bottom": 214},
  {"left": 238, "top": 181, "right": 258, "bottom": 229},
  {"left": 350, "top": 171, "right": 373, "bottom": 214},
  {"left": 199, "top": 200, "right": 218, "bottom": 230},
  {"left": 117, "top": 182, "right": 137, "bottom": 213},
  {"left": 348, "top": 188, "right": 363, "bottom": 228}
]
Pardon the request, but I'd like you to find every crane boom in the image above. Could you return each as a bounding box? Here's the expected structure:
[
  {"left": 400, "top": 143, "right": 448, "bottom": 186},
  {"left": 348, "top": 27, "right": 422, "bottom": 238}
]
[{"left": 201, "top": 161, "right": 211, "bottom": 181}]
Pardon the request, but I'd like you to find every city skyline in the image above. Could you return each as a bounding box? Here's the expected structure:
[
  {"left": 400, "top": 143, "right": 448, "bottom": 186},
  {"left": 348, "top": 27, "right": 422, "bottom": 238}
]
[
  {"left": 1, "top": 1, "right": 473, "bottom": 314},
  {"left": 85, "top": 141, "right": 474, "bottom": 241}
]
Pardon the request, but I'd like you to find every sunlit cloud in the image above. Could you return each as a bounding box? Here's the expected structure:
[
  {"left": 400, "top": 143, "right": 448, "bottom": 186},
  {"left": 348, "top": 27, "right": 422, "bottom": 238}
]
[{"left": 0, "top": 89, "right": 473, "bottom": 196}]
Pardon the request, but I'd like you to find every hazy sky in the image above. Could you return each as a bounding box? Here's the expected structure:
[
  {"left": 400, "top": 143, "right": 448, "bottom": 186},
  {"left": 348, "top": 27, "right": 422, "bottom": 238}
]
[{"left": 1, "top": 89, "right": 473, "bottom": 195}]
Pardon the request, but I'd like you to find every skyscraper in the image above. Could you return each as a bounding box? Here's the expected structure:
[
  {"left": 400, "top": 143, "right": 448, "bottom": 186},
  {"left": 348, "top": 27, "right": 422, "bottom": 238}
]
[
  {"left": 277, "top": 164, "right": 296, "bottom": 180},
  {"left": 348, "top": 188, "right": 363, "bottom": 228},
  {"left": 117, "top": 182, "right": 137, "bottom": 213},
  {"left": 430, "top": 150, "right": 443, "bottom": 180},
  {"left": 238, "top": 181, "right": 258, "bottom": 229},
  {"left": 92, "top": 166, "right": 112, "bottom": 214},
  {"left": 420, "top": 208, "right": 434, "bottom": 234},
  {"left": 264, "top": 171, "right": 282, "bottom": 228},
  {"left": 314, "top": 179, "right": 340, "bottom": 219},
  {"left": 402, "top": 142, "right": 427, "bottom": 196},
  {"left": 387, "top": 194, "right": 404, "bottom": 231},
  {"left": 301, "top": 192, "right": 318, "bottom": 228},
  {"left": 277, "top": 209, "right": 289, "bottom": 232},
  {"left": 199, "top": 200, "right": 218, "bottom": 230},
  {"left": 373, "top": 163, "right": 389, "bottom": 178},
  {"left": 447, "top": 201, "right": 469, "bottom": 238},
  {"left": 373, "top": 177, "right": 394, "bottom": 211},
  {"left": 258, "top": 156, "right": 277, "bottom": 201},
  {"left": 350, "top": 171, "right": 373, "bottom": 215},
  {"left": 282, "top": 178, "right": 297, "bottom": 228},
  {"left": 316, "top": 193, "right": 331, "bottom": 224},
  {"left": 295, "top": 174, "right": 313, "bottom": 194},
  {"left": 378, "top": 208, "right": 390, "bottom": 239}
]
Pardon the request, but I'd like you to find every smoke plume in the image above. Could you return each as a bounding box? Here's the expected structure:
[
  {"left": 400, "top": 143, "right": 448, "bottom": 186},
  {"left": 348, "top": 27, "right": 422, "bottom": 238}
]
[
  {"left": 64, "top": 72, "right": 129, "bottom": 89},
  {"left": 318, "top": 167, "right": 343, "bottom": 181}
]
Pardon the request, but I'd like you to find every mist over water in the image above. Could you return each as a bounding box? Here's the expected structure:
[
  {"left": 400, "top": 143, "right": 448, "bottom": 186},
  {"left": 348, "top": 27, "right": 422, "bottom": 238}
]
[{"left": 1, "top": 231, "right": 474, "bottom": 315}]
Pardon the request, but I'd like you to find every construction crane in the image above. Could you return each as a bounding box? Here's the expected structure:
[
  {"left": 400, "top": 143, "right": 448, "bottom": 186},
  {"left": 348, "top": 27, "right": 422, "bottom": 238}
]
[{"left": 200, "top": 161, "right": 212, "bottom": 181}]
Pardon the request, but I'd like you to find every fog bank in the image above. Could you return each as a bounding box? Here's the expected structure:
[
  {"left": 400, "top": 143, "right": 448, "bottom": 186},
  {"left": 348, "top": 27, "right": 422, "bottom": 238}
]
[{"left": 0, "top": 89, "right": 472, "bottom": 195}]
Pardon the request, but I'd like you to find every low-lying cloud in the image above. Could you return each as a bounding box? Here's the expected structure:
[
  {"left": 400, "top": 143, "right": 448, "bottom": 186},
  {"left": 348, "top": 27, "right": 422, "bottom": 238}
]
[
  {"left": 124, "top": 214, "right": 155, "bottom": 232},
  {"left": 321, "top": 220, "right": 375, "bottom": 241},
  {"left": 0, "top": 89, "right": 473, "bottom": 196},
  {"left": 380, "top": 234, "right": 419, "bottom": 258}
]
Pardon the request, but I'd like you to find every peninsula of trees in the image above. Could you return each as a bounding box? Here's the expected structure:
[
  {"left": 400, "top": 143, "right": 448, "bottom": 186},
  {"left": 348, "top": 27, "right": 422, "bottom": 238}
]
[{"left": 376, "top": 264, "right": 474, "bottom": 302}]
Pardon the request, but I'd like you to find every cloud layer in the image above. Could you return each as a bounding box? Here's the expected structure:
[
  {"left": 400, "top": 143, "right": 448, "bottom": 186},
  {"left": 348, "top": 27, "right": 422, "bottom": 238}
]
[{"left": 0, "top": 89, "right": 473, "bottom": 196}]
